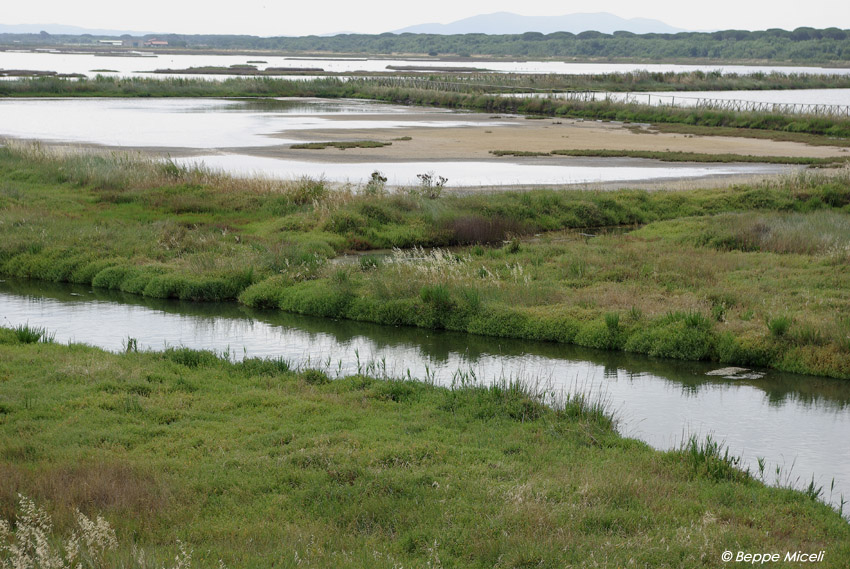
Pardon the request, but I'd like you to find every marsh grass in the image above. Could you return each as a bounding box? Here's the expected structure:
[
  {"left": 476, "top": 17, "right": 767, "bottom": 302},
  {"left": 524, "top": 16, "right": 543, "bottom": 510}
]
[
  {"left": 3, "top": 144, "right": 850, "bottom": 376},
  {"left": 5, "top": 74, "right": 850, "bottom": 139},
  {"left": 679, "top": 434, "right": 745, "bottom": 483},
  {"left": 2, "top": 140, "right": 336, "bottom": 202},
  {"left": 290, "top": 141, "right": 391, "bottom": 150},
  {"left": 1, "top": 335, "right": 848, "bottom": 566},
  {"left": 665, "top": 208, "right": 850, "bottom": 260},
  {"left": 11, "top": 324, "right": 54, "bottom": 344},
  {"left": 491, "top": 148, "right": 849, "bottom": 165},
  {"left": 550, "top": 149, "right": 847, "bottom": 165},
  {"left": 768, "top": 316, "right": 793, "bottom": 338}
]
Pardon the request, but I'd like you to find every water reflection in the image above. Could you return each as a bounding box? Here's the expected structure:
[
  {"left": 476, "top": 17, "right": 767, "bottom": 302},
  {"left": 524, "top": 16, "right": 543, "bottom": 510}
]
[
  {"left": 2, "top": 277, "right": 848, "bottom": 512},
  {"left": 175, "top": 154, "right": 786, "bottom": 187},
  {"left": 0, "top": 97, "right": 449, "bottom": 149},
  {"left": 2, "top": 277, "right": 848, "bottom": 411}
]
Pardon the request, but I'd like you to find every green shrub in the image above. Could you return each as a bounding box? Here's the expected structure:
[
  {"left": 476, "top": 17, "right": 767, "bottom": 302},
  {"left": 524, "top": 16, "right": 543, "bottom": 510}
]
[
  {"left": 325, "top": 210, "right": 367, "bottom": 234},
  {"left": 575, "top": 320, "right": 618, "bottom": 350},
  {"left": 768, "top": 315, "right": 792, "bottom": 337},
  {"left": 467, "top": 306, "right": 531, "bottom": 338},
  {"left": 239, "top": 276, "right": 291, "bottom": 309},
  {"left": 370, "top": 379, "right": 420, "bottom": 403},
  {"left": 238, "top": 357, "right": 292, "bottom": 376},
  {"left": 143, "top": 275, "right": 188, "bottom": 299},
  {"left": 91, "top": 266, "right": 140, "bottom": 290},
  {"left": 715, "top": 332, "right": 777, "bottom": 367},
  {"left": 625, "top": 313, "right": 714, "bottom": 361},
  {"left": 278, "top": 281, "right": 352, "bottom": 318},
  {"left": 679, "top": 434, "right": 746, "bottom": 483},
  {"left": 377, "top": 298, "right": 419, "bottom": 327},
  {"left": 454, "top": 382, "right": 547, "bottom": 422},
  {"left": 288, "top": 178, "right": 327, "bottom": 205}
]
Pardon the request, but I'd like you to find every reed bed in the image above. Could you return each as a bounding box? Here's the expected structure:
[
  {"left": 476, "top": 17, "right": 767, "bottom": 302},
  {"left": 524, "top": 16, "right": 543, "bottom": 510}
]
[{"left": 4, "top": 75, "right": 850, "bottom": 138}]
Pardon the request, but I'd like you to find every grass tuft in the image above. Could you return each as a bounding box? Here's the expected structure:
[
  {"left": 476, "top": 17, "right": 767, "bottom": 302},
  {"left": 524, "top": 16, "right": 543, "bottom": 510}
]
[{"left": 12, "top": 323, "right": 54, "bottom": 344}]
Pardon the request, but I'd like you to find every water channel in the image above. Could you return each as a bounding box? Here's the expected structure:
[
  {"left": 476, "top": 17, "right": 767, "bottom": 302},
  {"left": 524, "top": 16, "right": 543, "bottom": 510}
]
[{"left": 2, "top": 277, "right": 848, "bottom": 515}]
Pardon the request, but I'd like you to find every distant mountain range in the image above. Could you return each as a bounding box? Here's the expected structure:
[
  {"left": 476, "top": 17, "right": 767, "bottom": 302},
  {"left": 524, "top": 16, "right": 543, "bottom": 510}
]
[
  {"left": 0, "top": 23, "right": 153, "bottom": 36},
  {"left": 1, "top": 12, "right": 685, "bottom": 39},
  {"left": 393, "top": 12, "right": 686, "bottom": 35}
]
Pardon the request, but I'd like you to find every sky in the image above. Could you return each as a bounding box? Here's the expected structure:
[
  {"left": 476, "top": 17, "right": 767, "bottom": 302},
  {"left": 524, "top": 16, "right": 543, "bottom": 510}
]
[{"left": 2, "top": 1, "right": 849, "bottom": 36}]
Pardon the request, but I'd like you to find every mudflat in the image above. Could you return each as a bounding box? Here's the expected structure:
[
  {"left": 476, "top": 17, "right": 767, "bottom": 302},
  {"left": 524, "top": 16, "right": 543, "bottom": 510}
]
[{"left": 256, "top": 113, "right": 850, "bottom": 162}]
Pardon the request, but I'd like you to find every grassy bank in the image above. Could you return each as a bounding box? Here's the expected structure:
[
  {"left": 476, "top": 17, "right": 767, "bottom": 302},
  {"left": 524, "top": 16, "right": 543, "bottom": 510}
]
[
  {"left": 0, "top": 331, "right": 848, "bottom": 567},
  {"left": 3, "top": 75, "right": 850, "bottom": 139},
  {"left": 491, "top": 148, "right": 850, "bottom": 165},
  {"left": 1, "top": 145, "right": 850, "bottom": 378}
]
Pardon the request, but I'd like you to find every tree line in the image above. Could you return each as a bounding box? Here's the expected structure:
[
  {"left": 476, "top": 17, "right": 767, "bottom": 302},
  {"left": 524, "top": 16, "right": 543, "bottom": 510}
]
[{"left": 3, "top": 27, "right": 850, "bottom": 63}]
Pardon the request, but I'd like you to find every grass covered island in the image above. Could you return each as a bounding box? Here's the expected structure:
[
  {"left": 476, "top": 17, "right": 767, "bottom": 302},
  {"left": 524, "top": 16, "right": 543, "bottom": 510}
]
[{"left": 1, "top": 144, "right": 849, "bottom": 378}]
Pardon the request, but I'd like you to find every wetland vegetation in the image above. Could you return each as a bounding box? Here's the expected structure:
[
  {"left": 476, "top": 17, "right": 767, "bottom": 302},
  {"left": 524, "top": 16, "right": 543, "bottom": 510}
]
[
  {"left": 289, "top": 140, "right": 392, "bottom": 150},
  {"left": 1, "top": 327, "right": 849, "bottom": 567},
  {"left": 1, "top": 143, "right": 849, "bottom": 378},
  {"left": 490, "top": 148, "right": 850, "bottom": 164},
  {"left": 4, "top": 75, "right": 850, "bottom": 140}
]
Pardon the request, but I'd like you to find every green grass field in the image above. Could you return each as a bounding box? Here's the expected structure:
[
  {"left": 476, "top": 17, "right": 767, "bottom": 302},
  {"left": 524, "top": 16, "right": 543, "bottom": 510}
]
[{"left": 1, "top": 332, "right": 848, "bottom": 567}]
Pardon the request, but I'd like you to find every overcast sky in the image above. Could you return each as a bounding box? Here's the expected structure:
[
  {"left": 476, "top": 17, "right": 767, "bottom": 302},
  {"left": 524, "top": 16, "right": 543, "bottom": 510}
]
[{"left": 3, "top": 1, "right": 849, "bottom": 36}]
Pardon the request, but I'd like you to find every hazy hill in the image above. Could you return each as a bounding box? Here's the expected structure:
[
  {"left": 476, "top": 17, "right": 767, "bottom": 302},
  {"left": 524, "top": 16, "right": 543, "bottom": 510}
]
[
  {"left": 393, "top": 12, "right": 686, "bottom": 35},
  {"left": 0, "top": 23, "right": 152, "bottom": 36}
]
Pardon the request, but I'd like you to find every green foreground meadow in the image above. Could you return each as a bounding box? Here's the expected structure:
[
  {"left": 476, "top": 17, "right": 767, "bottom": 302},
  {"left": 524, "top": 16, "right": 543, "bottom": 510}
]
[{"left": 1, "top": 331, "right": 849, "bottom": 568}]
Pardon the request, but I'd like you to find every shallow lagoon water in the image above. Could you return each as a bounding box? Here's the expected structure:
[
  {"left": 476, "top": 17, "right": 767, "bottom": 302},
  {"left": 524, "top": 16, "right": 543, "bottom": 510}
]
[
  {"left": 1, "top": 278, "right": 848, "bottom": 514},
  {"left": 3, "top": 49, "right": 850, "bottom": 79},
  {"left": 0, "top": 97, "right": 792, "bottom": 186},
  {"left": 176, "top": 154, "right": 786, "bottom": 187},
  {"left": 0, "top": 97, "right": 482, "bottom": 149}
]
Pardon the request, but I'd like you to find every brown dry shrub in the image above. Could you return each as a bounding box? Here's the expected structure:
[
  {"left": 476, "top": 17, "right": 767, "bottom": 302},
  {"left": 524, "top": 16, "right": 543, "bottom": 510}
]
[
  {"left": 0, "top": 461, "right": 171, "bottom": 529},
  {"left": 440, "top": 215, "right": 526, "bottom": 245}
]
